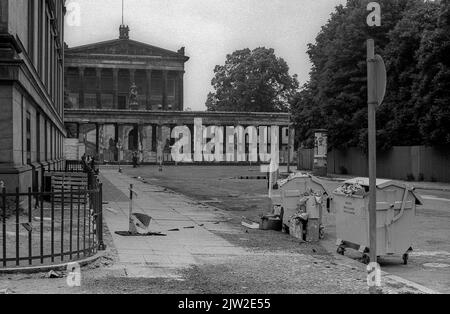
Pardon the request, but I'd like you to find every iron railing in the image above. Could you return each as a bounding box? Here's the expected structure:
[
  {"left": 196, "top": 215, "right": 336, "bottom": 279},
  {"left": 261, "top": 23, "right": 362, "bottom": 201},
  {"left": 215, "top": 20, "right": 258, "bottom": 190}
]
[{"left": 0, "top": 178, "right": 104, "bottom": 268}]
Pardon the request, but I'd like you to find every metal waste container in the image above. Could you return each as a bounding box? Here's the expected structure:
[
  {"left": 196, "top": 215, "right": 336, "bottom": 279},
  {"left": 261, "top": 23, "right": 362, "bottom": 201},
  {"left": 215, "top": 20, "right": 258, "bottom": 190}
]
[
  {"left": 333, "top": 178, "right": 422, "bottom": 264},
  {"left": 276, "top": 173, "right": 329, "bottom": 240}
]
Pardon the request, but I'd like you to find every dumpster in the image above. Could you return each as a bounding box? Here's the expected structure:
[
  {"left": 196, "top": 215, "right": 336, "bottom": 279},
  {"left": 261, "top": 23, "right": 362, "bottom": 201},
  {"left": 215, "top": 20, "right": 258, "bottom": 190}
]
[
  {"left": 333, "top": 178, "right": 423, "bottom": 264},
  {"left": 276, "top": 173, "right": 329, "bottom": 241}
]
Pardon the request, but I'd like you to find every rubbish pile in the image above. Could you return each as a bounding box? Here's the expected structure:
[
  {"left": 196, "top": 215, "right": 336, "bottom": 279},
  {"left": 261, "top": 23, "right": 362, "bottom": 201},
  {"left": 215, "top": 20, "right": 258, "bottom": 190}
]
[
  {"left": 277, "top": 172, "right": 310, "bottom": 189},
  {"left": 334, "top": 182, "right": 367, "bottom": 197},
  {"left": 288, "top": 189, "right": 326, "bottom": 242}
]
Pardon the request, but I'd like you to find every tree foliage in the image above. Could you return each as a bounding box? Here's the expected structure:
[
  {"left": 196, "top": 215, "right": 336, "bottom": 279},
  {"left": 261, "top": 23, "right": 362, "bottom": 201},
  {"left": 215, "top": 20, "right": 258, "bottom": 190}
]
[
  {"left": 293, "top": 0, "right": 449, "bottom": 150},
  {"left": 206, "top": 47, "right": 299, "bottom": 112}
]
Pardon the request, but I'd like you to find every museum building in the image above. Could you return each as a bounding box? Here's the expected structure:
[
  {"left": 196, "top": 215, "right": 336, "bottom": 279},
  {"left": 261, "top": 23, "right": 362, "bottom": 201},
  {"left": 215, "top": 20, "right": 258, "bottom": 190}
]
[{"left": 0, "top": 0, "right": 66, "bottom": 192}]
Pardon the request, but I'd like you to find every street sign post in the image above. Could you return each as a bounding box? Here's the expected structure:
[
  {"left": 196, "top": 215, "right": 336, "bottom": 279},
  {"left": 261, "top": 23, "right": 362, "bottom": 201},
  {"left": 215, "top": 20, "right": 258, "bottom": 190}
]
[{"left": 366, "top": 2, "right": 386, "bottom": 294}]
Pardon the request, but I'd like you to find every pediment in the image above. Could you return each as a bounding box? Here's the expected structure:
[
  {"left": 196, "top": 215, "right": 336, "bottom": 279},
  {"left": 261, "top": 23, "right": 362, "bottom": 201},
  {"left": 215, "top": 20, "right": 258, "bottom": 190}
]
[{"left": 65, "top": 39, "right": 187, "bottom": 60}]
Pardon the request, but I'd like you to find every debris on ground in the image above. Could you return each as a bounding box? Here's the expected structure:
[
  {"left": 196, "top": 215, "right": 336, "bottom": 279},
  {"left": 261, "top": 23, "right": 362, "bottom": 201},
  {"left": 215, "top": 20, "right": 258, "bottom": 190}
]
[
  {"left": 88, "top": 255, "right": 115, "bottom": 269},
  {"left": 44, "top": 270, "right": 63, "bottom": 279},
  {"left": 260, "top": 215, "right": 282, "bottom": 231},
  {"left": 168, "top": 228, "right": 180, "bottom": 232},
  {"left": 0, "top": 288, "right": 15, "bottom": 294},
  {"left": 115, "top": 231, "right": 167, "bottom": 237},
  {"left": 241, "top": 221, "right": 260, "bottom": 229}
]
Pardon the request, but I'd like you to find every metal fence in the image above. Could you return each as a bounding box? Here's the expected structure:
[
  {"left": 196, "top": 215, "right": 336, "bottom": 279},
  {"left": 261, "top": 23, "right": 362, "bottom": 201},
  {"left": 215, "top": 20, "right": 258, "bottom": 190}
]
[
  {"left": 0, "top": 174, "right": 105, "bottom": 268},
  {"left": 297, "top": 146, "right": 450, "bottom": 182},
  {"left": 65, "top": 160, "right": 84, "bottom": 172}
]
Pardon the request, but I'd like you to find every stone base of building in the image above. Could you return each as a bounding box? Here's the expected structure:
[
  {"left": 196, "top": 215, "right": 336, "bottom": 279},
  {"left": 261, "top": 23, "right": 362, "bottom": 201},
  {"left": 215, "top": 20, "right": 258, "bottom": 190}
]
[{"left": 0, "top": 160, "right": 64, "bottom": 193}]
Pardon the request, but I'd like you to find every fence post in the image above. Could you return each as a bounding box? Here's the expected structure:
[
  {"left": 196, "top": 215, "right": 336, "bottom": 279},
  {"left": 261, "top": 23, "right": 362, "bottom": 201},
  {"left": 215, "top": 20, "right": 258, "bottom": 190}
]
[
  {"left": 2, "top": 187, "right": 6, "bottom": 267},
  {"left": 97, "top": 183, "right": 106, "bottom": 250}
]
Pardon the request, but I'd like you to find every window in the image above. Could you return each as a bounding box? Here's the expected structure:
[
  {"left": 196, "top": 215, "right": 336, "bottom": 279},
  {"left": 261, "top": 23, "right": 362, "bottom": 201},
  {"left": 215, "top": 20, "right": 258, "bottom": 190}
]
[
  {"left": 38, "top": 0, "right": 43, "bottom": 75},
  {"left": 26, "top": 112, "right": 31, "bottom": 164},
  {"left": 84, "top": 93, "right": 97, "bottom": 108},
  {"left": 44, "top": 120, "right": 48, "bottom": 160},
  {"left": 50, "top": 125, "right": 53, "bottom": 160},
  {"left": 138, "top": 95, "right": 146, "bottom": 108},
  {"left": 101, "top": 94, "right": 114, "bottom": 109},
  {"left": 68, "top": 93, "right": 79, "bottom": 108},
  {"left": 168, "top": 79, "right": 176, "bottom": 97},
  {"left": 28, "top": 0, "right": 35, "bottom": 61},
  {"left": 152, "top": 78, "right": 162, "bottom": 96},
  {"left": 36, "top": 113, "right": 40, "bottom": 162}
]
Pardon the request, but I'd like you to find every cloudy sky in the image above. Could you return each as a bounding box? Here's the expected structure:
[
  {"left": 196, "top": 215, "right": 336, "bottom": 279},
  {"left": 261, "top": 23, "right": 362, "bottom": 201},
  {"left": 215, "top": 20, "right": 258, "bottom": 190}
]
[{"left": 65, "top": 0, "right": 346, "bottom": 110}]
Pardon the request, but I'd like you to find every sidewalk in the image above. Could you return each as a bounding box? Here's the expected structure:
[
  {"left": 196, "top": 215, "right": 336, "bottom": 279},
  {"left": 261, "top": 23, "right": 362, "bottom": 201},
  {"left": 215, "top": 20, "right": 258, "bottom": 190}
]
[{"left": 100, "top": 169, "right": 246, "bottom": 279}]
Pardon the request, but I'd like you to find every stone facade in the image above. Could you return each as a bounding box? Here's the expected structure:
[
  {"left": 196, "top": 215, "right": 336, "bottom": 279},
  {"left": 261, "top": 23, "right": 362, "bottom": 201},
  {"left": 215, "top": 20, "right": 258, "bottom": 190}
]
[
  {"left": 64, "top": 109, "right": 295, "bottom": 164},
  {"left": 0, "top": 0, "right": 65, "bottom": 192},
  {"left": 64, "top": 25, "right": 189, "bottom": 112},
  {"left": 63, "top": 25, "right": 295, "bottom": 165}
]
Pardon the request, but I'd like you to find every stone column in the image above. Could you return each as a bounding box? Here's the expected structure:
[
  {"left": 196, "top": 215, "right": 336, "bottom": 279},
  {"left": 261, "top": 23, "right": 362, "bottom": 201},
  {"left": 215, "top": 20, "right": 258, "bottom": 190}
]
[
  {"left": 130, "top": 68, "right": 135, "bottom": 85},
  {"left": 95, "top": 123, "right": 100, "bottom": 158},
  {"left": 146, "top": 69, "right": 152, "bottom": 110},
  {"left": 113, "top": 68, "right": 119, "bottom": 109},
  {"left": 79, "top": 67, "right": 85, "bottom": 108},
  {"left": 151, "top": 125, "right": 157, "bottom": 153},
  {"left": 96, "top": 68, "right": 102, "bottom": 109},
  {"left": 156, "top": 124, "right": 163, "bottom": 164},
  {"left": 129, "top": 69, "right": 138, "bottom": 110},
  {"left": 114, "top": 123, "right": 119, "bottom": 161},
  {"left": 162, "top": 70, "right": 168, "bottom": 110},
  {"left": 178, "top": 71, "right": 184, "bottom": 111}
]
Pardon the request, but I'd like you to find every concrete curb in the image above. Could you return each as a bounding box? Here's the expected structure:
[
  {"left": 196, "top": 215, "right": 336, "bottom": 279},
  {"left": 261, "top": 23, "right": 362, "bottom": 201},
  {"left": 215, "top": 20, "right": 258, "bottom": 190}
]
[
  {"left": 0, "top": 251, "right": 106, "bottom": 275},
  {"left": 382, "top": 273, "right": 440, "bottom": 294},
  {"left": 412, "top": 186, "right": 450, "bottom": 192},
  {"left": 322, "top": 241, "right": 440, "bottom": 294}
]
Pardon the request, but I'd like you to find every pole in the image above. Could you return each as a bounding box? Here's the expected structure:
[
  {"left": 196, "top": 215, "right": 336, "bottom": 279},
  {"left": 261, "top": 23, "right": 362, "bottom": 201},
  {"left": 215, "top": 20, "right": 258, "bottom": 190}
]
[
  {"left": 122, "top": 0, "right": 124, "bottom": 25},
  {"left": 367, "top": 39, "right": 377, "bottom": 267},
  {"left": 98, "top": 183, "right": 106, "bottom": 250},
  {"left": 287, "top": 124, "right": 292, "bottom": 173},
  {"left": 129, "top": 184, "right": 133, "bottom": 233}
]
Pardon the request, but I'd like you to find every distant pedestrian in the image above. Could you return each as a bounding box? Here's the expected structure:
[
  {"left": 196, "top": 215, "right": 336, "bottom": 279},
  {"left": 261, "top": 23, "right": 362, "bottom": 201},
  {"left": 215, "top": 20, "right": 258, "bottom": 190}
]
[{"left": 132, "top": 151, "right": 138, "bottom": 168}]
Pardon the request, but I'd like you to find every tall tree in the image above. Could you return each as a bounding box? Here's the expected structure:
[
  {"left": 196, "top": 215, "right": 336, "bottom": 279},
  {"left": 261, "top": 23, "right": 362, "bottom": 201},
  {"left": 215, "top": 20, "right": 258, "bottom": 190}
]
[
  {"left": 378, "top": 0, "right": 440, "bottom": 149},
  {"left": 292, "top": 0, "right": 440, "bottom": 150},
  {"left": 206, "top": 47, "right": 299, "bottom": 112},
  {"left": 413, "top": 0, "right": 450, "bottom": 146}
]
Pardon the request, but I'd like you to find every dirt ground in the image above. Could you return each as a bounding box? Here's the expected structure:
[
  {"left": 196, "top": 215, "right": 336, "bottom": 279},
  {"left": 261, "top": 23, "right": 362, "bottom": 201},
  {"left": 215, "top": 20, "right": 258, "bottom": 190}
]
[
  {"left": 121, "top": 165, "right": 450, "bottom": 293},
  {"left": 1, "top": 165, "right": 447, "bottom": 294}
]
